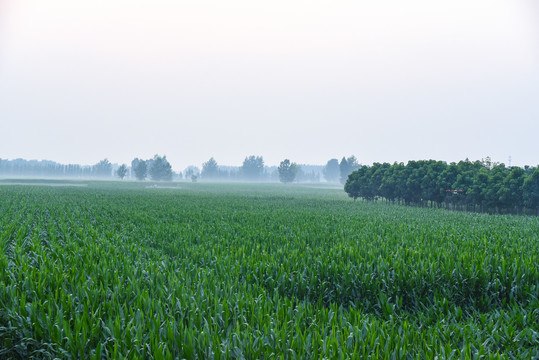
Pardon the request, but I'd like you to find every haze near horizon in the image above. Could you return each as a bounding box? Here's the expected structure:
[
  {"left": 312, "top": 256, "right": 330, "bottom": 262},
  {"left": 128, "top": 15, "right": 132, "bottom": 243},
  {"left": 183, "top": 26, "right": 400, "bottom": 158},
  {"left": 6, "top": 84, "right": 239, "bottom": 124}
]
[{"left": 1, "top": 0, "right": 538, "bottom": 170}]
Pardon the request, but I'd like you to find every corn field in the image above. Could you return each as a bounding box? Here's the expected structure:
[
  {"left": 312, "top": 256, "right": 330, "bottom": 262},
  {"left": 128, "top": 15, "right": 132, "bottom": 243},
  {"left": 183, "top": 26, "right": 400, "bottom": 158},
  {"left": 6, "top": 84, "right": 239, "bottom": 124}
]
[{"left": 0, "top": 181, "right": 537, "bottom": 359}]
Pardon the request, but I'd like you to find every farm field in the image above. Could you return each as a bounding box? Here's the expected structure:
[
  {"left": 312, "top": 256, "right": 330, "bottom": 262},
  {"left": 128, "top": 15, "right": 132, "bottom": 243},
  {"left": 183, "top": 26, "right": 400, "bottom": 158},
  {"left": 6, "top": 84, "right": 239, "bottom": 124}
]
[{"left": 0, "top": 181, "right": 538, "bottom": 359}]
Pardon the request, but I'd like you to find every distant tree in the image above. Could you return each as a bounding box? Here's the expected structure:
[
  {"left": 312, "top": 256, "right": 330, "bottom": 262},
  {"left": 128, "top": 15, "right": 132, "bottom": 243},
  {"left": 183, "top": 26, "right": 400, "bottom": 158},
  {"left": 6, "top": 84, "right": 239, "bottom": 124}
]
[
  {"left": 379, "top": 163, "right": 399, "bottom": 203},
  {"left": 342, "top": 158, "right": 537, "bottom": 214},
  {"left": 184, "top": 166, "right": 200, "bottom": 181},
  {"left": 344, "top": 167, "right": 367, "bottom": 200},
  {"left": 468, "top": 167, "right": 489, "bottom": 210},
  {"left": 323, "top": 159, "right": 340, "bottom": 182},
  {"left": 149, "top": 155, "right": 173, "bottom": 181},
  {"left": 420, "top": 160, "right": 446, "bottom": 206},
  {"left": 524, "top": 165, "right": 534, "bottom": 175},
  {"left": 201, "top": 157, "right": 219, "bottom": 180},
  {"left": 241, "top": 155, "right": 264, "bottom": 181},
  {"left": 0, "top": 158, "right": 87, "bottom": 178},
  {"left": 369, "top": 163, "right": 390, "bottom": 201},
  {"left": 452, "top": 159, "right": 480, "bottom": 208},
  {"left": 278, "top": 159, "right": 298, "bottom": 183},
  {"left": 483, "top": 164, "right": 507, "bottom": 211},
  {"left": 498, "top": 167, "right": 526, "bottom": 210},
  {"left": 93, "top": 158, "right": 112, "bottom": 178},
  {"left": 339, "top": 155, "right": 359, "bottom": 184},
  {"left": 523, "top": 168, "right": 539, "bottom": 212},
  {"left": 132, "top": 158, "right": 148, "bottom": 181},
  {"left": 296, "top": 167, "right": 320, "bottom": 182},
  {"left": 339, "top": 157, "right": 349, "bottom": 185},
  {"left": 481, "top": 156, "right": 499, "bottom": 170},
  {"left": 116, "top": 164, "right": 128, "bottom": 180}
]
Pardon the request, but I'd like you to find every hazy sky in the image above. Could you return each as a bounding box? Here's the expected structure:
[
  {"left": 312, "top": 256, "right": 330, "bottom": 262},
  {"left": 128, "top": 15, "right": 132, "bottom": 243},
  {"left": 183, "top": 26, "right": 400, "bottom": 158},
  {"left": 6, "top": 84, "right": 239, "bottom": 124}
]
[{"left": 1, "top": 0, "right": 538, "bottom": 170}]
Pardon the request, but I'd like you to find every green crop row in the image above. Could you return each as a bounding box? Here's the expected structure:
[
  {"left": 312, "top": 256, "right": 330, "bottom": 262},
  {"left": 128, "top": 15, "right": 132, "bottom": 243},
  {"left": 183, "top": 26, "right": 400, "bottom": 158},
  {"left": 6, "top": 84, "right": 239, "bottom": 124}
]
[{"left": 0, "top": 182, "right": 537, "bottom": 359}]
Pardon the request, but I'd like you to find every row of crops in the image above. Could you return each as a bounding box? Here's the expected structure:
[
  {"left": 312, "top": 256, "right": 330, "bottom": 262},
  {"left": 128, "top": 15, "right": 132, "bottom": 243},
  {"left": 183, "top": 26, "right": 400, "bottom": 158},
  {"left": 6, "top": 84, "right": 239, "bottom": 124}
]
[{"left": 0, "top": 182, "right": 538, "bottom": 359}]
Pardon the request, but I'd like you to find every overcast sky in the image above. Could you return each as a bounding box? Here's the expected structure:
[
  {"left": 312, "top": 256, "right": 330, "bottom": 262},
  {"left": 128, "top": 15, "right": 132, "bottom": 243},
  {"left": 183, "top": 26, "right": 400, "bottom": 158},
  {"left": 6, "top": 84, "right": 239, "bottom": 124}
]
[{"left": 1, "top": 0, "right": 538, "bottom": 170}]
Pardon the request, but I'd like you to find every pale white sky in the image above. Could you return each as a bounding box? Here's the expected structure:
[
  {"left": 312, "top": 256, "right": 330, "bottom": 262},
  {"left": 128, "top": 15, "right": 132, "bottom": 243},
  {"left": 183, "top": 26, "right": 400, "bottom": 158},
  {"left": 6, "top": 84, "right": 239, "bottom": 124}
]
[{"left": 1, "top": 0, "right": 538, "bottom": 170}]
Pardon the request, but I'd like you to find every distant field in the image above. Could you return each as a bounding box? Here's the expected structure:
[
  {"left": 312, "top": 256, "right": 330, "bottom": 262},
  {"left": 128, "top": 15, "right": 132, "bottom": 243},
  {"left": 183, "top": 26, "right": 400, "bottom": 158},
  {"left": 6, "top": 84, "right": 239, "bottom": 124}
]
[
  {"left": 0, "top": 178, "right": 89, "bottom": 186},
  {"left": 0, "top": 182, "right": 537, "bottom": 359}
]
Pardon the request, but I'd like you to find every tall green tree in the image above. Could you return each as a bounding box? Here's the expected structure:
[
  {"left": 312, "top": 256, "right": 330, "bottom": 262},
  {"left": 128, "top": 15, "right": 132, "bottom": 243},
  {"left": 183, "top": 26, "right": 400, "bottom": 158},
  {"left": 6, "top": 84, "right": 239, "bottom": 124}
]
[
  {"left": 453, "top": 160, "right": 481, "bottom": 207},
  {"left": 241, "top": 155, "right": 264, "bottom": 181},
  {"left": 369, "top": 163, "right": 390, "bottom": 201},
  {"left": 468, "top": 167, "right": 489, "bottom": 210},
  {"left": 344, "top": 166, "right": 368, "bottom": 200},
  {"left": 116, "top": 164, "right": 128, "bottom": 180},
  {"left": 278, "top": 159, "right": 298, "bottom": 184},
  {"left": 343, "top": 158, "right": 536, "bottom": 214},
  {"left": 201, "top": 157, "right": 219, "bottom": 180},
  {"left": 523, "top": 168, "right": 539, "bottom": 212},
  {"left": 149, "top": 155, "right": 173, "bottom": 181},
  {"left": 93, "top": 159, "right": 112, "bottom": 178},
  {"left": 339, "top": 156, "right": 359, "bottom": 184},
  {"left": 498, "top": 167, "right": 526, "bottom": 211},
  {"left": 404, "top": 161, "right": 426, "bottom": 205},
  {"left": 483, "top": 164, "right": 508, "bottom": 211},
  {"left": 421, "top": 160, "right": 446, "bottom": 206},
  {"left": 379, "top": 163, "right": 399, "bottom": 203},
  {"left": 132, "top": 158, "right": 148, "bottom": 181},
  {"left": 323, "top": 159, "right": 340, "bottom": 182}
]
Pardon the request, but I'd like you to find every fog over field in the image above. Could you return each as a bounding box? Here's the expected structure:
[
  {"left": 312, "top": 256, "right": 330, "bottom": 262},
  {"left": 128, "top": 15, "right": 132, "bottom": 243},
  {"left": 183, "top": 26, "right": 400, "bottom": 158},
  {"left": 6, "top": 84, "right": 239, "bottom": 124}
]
[
  {"left": 1, "top": 0, "right": 538, "bottom": 169},
  {"left": 1, "top": 3, "right": 539, "bottom": 358}
]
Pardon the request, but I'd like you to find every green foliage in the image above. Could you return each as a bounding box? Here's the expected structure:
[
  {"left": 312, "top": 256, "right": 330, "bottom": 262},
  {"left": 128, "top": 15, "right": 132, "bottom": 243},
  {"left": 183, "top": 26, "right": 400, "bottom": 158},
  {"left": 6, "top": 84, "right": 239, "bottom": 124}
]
[
  {"left": 183, "top": 166, "right": 199, "bottom": 182},
  {"left": 339, "top": 156, "right": 359, "bottom": 184},
  {"left": 201, "top": 157, "right": 219, "bottom": 180},
  {"left": 93, "top": 159, "right": 112, "bottom": 178},
  {"left": 116, "top": 164, "right": 128, "bottom": 180},
  {"left": 0, "top": 158, "right": 91, "bottom": 177},
  {"left": 131, "top": 158, "right": 148, "bottom": 181},
  {"left": 323, "top": 159, "right": 340, "bottom": 182},
  {"left": 277, "top": 159, "right": 298, "bottom": 183},
  {"left": 0, "top": 182, "right": 537, "bottom": 359},
  {"left": 240, "top": 155, "right": 264, "bottom": 181},
  {"left": 148, "top": 155, "right": 173, "bottom": 181},
  {"left": 523, "top": 168, "right": 539, "bottom": 210},
  {"left": 345, "top": 159, "right": 538, "bottom": 214}
]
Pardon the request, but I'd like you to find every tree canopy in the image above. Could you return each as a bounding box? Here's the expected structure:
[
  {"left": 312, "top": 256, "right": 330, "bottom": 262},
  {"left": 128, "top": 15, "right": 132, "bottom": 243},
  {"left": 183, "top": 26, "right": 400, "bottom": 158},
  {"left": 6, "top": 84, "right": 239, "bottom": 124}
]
[
  {"left": 278, "top": 159, "right": 298, "bottom": 184},
  {"left": 241, "top": 155, "right": 264, "bottom": 181},
  {"left": 93, "top": 159, "right": 112, "bottom": 178},
  {"left": 131, "top": 158, "right": 148, "bottom": 181},
  {"left": 344, "top": 159, "right": 538, "bottom": 214},
  {"left": 323, "top": 159, "right": 340, "bottom": 182},
  {"left": 116, "top": 164, "right": 128, "bottom": 180},
  {"left": 148, "top": 155, "right": 173, "bottom": 181},
  {"left": 201, "top": 157, "right": 219, "bottom": 180},
  {"left": 339, "top": 156, "right": 360, "bottom": 184}
]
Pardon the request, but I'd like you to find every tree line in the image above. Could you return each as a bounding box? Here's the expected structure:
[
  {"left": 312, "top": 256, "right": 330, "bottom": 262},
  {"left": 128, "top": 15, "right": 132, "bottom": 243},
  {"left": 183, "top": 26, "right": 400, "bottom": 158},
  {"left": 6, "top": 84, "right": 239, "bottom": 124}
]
[
  {"left": 130, "top": 155, "right": 174, "bottom": 181},
  {"left": 198, "top": 156, "right": 360, "bottom": 183},
  {"left": 322, "top": 156, "right": 360, "bottom": 184},
  {"left": 0, "top": 155, "right": 335, "bottom": 182},
  {"left": 199, "top": 156, "right": 266, "bottom": 182},
  {"left": 0, "top": 158, "right": 109, "bottom": 178},
  {"left": 344, "top": 158, "right": 539, "bottom": 214},
  {"left": 0, "top": 156, "right": 174, "bottom": 181}
]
